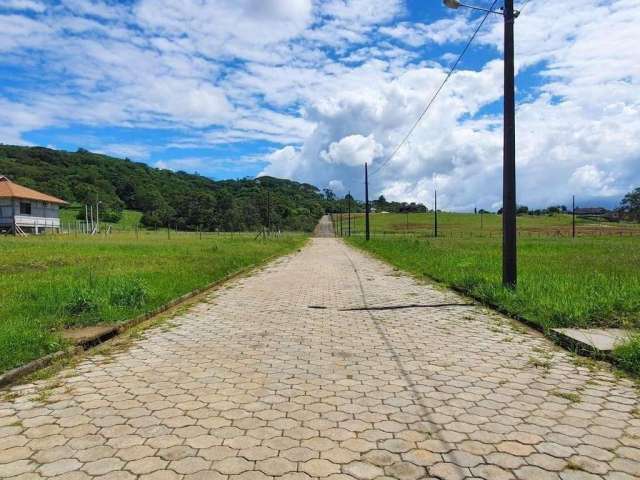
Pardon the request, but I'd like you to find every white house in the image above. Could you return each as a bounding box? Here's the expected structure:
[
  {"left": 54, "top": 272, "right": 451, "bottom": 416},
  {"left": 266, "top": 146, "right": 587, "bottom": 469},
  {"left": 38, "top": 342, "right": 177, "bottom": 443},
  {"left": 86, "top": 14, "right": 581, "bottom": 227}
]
[{"left": 0, "top": 176, "right": 68, "bottom": 235}]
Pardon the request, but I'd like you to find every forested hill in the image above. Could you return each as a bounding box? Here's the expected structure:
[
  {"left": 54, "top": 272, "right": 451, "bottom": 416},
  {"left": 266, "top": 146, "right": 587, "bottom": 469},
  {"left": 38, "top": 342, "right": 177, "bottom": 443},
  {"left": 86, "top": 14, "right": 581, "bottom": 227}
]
[{"left": 0, "top": 145, "right": 332, "bottom": 231}]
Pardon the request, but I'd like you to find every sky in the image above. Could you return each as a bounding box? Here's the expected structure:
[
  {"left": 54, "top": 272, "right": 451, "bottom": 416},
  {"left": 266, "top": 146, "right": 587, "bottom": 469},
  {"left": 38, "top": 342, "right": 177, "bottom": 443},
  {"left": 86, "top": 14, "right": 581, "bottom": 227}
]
[{"left": 1, "top": 0, "right": 639, "bottom": 211}]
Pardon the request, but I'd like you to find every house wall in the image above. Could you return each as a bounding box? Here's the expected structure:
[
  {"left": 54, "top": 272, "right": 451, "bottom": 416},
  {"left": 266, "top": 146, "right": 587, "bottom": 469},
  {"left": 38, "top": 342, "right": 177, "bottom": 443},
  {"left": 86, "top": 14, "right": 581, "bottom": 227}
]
[
  {"left": 0, "top": 198, "right": 14, "bottom": 225},
  {"left": 0, "top": 198, "right": 61, "bottom": 229}
]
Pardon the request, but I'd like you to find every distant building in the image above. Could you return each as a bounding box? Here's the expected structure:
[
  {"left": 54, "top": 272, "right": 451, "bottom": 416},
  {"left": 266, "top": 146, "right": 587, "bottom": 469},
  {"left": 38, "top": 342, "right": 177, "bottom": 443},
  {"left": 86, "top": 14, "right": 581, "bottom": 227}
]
[
  {"left": 0, "top": 176, "right": 68, "bottom": 235},
  {"left": 574, "top": 207, "right": 609, "bottom": 216}
]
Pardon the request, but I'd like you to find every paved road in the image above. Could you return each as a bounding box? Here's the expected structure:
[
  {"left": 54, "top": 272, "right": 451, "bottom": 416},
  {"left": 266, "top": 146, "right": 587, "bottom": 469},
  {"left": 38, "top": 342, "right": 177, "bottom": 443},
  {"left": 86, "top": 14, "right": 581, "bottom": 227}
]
[
  {"left": 1, "top": 238, "right": 639, "bottom": 480},
  {"left": 313, "top": 215, "right": 335, "bottom": 238}
]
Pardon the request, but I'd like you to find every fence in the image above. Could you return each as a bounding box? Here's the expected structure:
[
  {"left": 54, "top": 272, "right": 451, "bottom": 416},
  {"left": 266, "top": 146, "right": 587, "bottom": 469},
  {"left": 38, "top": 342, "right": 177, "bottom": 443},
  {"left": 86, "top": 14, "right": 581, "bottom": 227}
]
[{"left": 330, "top": 213, "right": 640, "bottom": 239}]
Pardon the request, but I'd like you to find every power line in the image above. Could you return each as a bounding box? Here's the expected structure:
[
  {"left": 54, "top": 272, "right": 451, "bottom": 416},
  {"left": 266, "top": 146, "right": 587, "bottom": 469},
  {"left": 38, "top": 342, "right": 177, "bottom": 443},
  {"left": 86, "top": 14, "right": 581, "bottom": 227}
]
[{"left": 368, "top": 0, "right": 499, "bottom": 179}]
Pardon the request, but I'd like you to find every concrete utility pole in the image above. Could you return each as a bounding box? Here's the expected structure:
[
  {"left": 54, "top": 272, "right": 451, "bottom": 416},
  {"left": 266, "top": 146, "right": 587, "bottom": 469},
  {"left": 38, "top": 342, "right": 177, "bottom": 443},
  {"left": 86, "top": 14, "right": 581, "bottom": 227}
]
[
  {"left": 434, "top": 189, "right": 438, "bottom": 238},
  {"left": 348, "top": 192, "right": 351, "bottom": 237},
  {"left": 365, "top": 163, "right": 370, "bottom": 241},
  {"left": 572, "top": 195, "right": 576, "bottom": 238},
  {"left": 502, "top": 0, "right": 517, "bottom": 288},
  {"left": 443, "top": 0, "right": 519, "bottom": 288}
]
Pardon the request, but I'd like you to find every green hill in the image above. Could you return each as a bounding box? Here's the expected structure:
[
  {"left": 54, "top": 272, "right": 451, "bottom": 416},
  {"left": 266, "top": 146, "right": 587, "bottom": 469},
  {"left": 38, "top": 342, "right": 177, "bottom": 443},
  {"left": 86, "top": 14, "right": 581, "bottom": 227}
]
[{"left": 0, "top": 145, "right": 331, "bottom": 232}]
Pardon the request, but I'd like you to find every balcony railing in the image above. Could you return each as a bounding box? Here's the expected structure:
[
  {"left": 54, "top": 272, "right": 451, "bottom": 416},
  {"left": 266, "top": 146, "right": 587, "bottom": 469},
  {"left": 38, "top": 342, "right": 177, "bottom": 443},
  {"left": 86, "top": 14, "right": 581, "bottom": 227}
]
[{"left": 13, "top": 215, "right": 61, "bottom": 228}]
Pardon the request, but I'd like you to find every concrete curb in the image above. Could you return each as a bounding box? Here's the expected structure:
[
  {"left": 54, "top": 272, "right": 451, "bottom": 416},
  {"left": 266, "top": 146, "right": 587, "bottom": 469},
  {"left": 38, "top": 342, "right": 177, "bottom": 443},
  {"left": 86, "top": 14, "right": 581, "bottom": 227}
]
[
  {"left": 0, "top": 348, "right": 80, "bottom": 388},
  {"left": 0, "top": 243, "right": 306, "bottom": 389}
]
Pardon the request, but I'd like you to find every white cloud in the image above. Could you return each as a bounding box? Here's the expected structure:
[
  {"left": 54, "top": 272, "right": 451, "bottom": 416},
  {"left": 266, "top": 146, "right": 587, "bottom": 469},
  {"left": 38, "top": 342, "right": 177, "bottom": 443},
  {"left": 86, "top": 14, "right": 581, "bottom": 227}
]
[
  {"left": 321, "top": 134, "right": 383, "bottom": 166},
  {"left": 380, "top": 17, "right": 472, "bottom": 47},
  {"left": 1, "top": 0, "right": 46, "bottom": 12},
  {"left": 0, "top": 0, "right": 638, "bottom": 209},
  {"left": 261, "top": 146, "right": 301, "bottom": 179},
  {"left": 262, "top": 0, "right": 640, "bottom": 210},
  {"left": 328, "top": 179, "right": 345, "bottom": 193}
]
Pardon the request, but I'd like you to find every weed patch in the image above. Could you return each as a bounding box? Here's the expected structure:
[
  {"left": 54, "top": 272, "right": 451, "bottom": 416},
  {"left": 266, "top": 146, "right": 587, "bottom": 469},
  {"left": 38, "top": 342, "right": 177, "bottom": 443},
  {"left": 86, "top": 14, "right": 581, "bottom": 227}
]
[
  {"left": 551, "top": 390, "right": 581, "bottom": 403},
  {"left": 613, "top": 334, "right": 640, "bottom": 376}
]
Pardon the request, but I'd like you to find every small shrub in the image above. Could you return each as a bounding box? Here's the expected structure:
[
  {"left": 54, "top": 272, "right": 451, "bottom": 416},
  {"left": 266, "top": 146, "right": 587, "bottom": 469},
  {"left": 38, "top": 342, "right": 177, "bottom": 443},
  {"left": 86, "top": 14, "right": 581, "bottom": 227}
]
[
  {"left": 110, "top": 279, "right": 148, "bottom": 309},
  {"left": 613, "top": 334, "right": 640, "bottom": 375},
  {"left": 65, "top": 289, "right": 99, "bottom": 316}
]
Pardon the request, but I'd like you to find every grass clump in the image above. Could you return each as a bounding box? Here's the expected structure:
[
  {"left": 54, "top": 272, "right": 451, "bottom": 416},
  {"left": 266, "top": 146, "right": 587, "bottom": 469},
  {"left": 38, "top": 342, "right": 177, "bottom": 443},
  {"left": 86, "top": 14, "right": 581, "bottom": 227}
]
[
  {"left": 110, "top": 278, "right": 148, "bottom": 308},
  {"left": 551, "top": 390, "right": 581, "bottom": 403},
  {"left": 65, "top": 288, "right": 99, "bottom": 316},
  {"left": 613, "top": 334, "right": 640, "bottom": 376}
]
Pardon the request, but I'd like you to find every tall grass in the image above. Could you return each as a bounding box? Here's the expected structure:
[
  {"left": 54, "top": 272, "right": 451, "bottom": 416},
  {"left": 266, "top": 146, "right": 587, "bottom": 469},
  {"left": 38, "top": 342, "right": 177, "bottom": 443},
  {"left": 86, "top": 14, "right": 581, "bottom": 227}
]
[{"left": 0, "top": 232, "right": 305, "bottom": 373}]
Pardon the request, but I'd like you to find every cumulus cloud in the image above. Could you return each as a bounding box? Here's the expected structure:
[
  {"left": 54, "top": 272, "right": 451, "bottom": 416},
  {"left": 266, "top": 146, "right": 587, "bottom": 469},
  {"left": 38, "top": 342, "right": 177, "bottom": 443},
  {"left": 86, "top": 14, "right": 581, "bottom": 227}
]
[
  {"left": 328, "top": 179, "right": 345, "bottom": 193},
  {"left": 264, "top": 0, "right": 640, "bottom": 210},
  {"left": 0, "top": 0, "right": 638, "bottom": 208},
  {"left": 321, "top": 134, "right": 383, "bottom": 166}
]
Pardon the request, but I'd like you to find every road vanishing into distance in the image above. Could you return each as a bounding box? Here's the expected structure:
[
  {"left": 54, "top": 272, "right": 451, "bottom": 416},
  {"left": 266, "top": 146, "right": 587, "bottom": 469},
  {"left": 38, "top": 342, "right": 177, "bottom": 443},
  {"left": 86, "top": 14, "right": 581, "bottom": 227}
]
[{"left": 1, "top": 223, "right": 639, "bottom": 479}]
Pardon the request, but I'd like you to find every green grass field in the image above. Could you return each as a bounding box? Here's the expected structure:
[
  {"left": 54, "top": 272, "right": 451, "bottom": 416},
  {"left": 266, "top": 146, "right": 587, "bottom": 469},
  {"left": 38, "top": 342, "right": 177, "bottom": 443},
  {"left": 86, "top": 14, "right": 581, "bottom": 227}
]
[
  {"left": 0, "top": 232, "right": 306, "bottom": 374},
  {"left": 59, "top": 207, "right": 143, "bottom": 230},
  {"left": 338, "top": 211, "right": 640, "bottom": 237},
  {"left": 343, "top": 213, "right": 640, "bottom": 373}
]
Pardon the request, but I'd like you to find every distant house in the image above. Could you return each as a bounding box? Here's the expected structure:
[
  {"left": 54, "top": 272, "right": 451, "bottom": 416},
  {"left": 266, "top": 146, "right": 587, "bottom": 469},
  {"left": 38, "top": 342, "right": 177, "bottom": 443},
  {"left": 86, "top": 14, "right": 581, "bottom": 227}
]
[
  {"left": 574, "top": 207, "right": 609, "bottom": 216},
  {"left": 0, "top": 176, "right": 68, "bottom": 235}
]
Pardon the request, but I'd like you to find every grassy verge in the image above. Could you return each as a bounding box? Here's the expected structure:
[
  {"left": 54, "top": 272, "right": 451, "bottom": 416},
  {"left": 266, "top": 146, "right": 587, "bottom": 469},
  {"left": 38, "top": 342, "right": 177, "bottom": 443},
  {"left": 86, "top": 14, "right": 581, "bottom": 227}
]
[
  {"left": 347, "top": 235, "right": 640, "bottom": 373},
  {"left": 1, "top": 232, "right": 306, "bottom": 374}
]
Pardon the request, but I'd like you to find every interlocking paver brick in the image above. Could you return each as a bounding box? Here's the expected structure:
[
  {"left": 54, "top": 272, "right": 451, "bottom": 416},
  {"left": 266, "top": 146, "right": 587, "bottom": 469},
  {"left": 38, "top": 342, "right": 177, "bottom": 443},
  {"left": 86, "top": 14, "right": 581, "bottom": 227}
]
[
  {"left": 1, "top": 236, "right": 638, "bottom": 479},
  {"left": 342, "top": 460, "right": 384, "bottom": 479}
]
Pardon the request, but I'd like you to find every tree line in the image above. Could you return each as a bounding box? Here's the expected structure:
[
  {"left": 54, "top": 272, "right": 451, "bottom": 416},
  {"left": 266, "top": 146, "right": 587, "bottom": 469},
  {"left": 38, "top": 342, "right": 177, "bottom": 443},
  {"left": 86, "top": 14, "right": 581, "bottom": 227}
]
[{"left": 0, "top": 145, "right": 342, "bottom": 232}]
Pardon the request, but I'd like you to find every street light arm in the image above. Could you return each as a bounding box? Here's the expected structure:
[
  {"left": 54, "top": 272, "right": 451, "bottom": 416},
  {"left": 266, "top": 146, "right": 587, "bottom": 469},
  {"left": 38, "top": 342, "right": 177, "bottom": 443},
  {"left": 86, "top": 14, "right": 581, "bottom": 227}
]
[{"left": 443, "top": 1, "right": 520, "bottom": 17}]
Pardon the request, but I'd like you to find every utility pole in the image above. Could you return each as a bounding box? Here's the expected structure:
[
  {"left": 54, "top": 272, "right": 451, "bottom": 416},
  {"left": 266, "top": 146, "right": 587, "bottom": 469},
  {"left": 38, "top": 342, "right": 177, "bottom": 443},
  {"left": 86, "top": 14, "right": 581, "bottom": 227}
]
[
  {"left": 434, "top": 189, "right": 438, "bottom": 238},
  {"left": 444, "top": 0, "right": 518, "bottom": 287},
  {"left": 502, "top": 0, "right": 517, "bottom": 288},
  {"left": 365, "top": 163, "right": 370, "bottom": 241},
  {"left": 348, "top": 192, "right": 351, "bottom": 237},
  {"left": 339, "top": 208, "right": 343, "bottom": 237},
  {"left": 572, "top": 195, "right": 576, "bottom": 238}
]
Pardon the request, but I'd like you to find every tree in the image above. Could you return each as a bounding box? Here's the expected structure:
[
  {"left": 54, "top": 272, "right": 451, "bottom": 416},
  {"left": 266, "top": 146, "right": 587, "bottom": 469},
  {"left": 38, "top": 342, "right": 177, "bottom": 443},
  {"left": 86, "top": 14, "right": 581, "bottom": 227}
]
[
  {"left": 620, "top": 187, "right": 640, "bottom": 221},
  {"left": 323, "top": 188, "right": 336, "bottom": 201}
]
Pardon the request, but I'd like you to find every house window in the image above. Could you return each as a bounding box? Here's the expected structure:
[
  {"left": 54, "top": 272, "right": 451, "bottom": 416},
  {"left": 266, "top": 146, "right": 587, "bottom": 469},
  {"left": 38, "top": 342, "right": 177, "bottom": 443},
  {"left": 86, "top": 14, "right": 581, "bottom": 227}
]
[{"left": 20, "top": 202, "right": 32, "bottom": 215}]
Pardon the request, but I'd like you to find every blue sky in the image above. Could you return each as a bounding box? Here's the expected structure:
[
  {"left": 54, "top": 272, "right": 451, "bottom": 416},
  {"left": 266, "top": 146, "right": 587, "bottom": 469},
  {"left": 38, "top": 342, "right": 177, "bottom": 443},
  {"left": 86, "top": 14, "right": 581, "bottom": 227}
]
[{"left": 1, "top": 0, "right": 639, "bottom": 210}]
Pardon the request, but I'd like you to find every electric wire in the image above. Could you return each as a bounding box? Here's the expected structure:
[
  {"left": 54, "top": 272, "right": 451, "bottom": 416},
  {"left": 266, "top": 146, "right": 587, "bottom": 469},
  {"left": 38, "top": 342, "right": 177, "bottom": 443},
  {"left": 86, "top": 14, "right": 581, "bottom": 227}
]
[{"left": 367, "top": 0, "right": 499, "bottom": 179}]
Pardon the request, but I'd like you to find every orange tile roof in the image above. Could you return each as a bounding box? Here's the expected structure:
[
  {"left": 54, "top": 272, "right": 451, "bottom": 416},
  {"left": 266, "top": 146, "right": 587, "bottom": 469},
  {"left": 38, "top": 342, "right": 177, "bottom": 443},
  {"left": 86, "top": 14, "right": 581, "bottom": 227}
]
[{"left": 0, "top": 176, "right": 68, "bottom": 205}]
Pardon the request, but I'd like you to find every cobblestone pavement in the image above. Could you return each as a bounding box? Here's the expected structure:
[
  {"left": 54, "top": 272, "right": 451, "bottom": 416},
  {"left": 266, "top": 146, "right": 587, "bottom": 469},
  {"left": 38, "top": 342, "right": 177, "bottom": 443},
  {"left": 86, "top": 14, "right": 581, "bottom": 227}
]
[{"left": 1, "top": 238, "right": 639, "bottom": 480}]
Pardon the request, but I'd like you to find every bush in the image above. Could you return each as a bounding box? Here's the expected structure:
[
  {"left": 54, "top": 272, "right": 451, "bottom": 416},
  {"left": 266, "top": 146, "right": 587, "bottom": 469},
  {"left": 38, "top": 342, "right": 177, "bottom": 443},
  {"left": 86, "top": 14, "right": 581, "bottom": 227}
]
[
  {"left": 110, "top": 279, "right": 148, "bottom": 308},
  {"left": 613, "top": 334, "right": 640, "bottom": 375},
  {"left": 99, "top": 208, "right": 123, "bottom": 223},
  {"left": 65, "top": 289, "right": 99, "bottom": 316}
]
